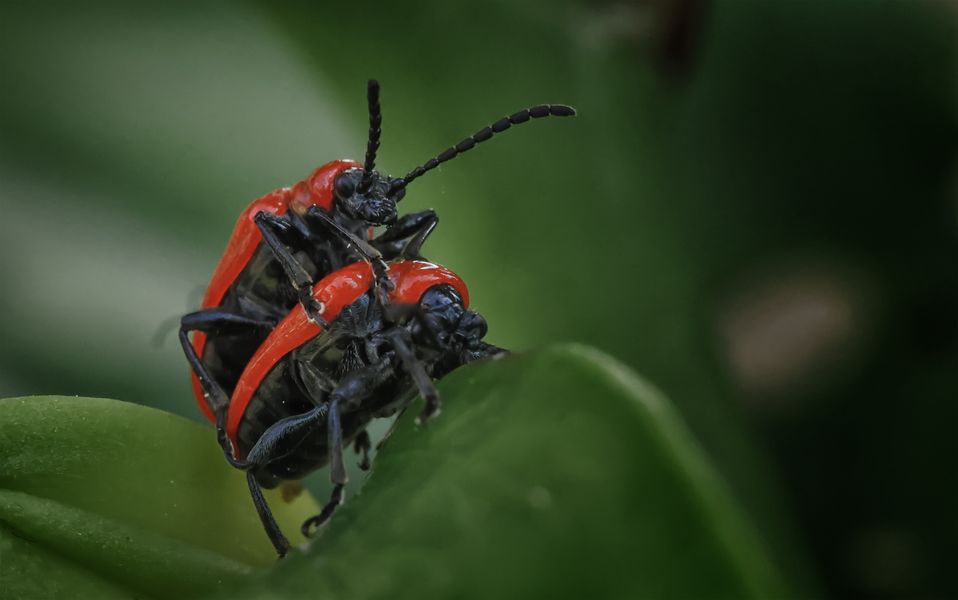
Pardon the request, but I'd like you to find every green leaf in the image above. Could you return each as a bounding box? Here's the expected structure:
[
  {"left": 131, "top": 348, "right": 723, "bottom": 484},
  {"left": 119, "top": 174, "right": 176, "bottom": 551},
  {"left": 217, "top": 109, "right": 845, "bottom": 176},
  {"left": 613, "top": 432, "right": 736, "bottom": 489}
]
[
  {"left": 222, "top": 345, "right": 795, "bottom": 599},
  {"left": 0, "top": 396, "right": 320, "bottom": 599}
]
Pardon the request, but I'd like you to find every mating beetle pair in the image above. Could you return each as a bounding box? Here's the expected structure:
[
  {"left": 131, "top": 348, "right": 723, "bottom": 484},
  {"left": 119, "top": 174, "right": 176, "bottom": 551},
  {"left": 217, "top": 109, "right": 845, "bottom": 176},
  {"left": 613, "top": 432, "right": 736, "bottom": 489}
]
[{"left": 180, "top": 80, "right": 575, "bottom": 556}]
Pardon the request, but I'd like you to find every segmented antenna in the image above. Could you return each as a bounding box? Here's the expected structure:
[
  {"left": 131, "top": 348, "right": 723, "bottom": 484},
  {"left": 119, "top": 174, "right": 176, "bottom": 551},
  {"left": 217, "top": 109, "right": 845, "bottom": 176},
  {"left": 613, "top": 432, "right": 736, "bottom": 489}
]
[
  {"left": 359, "top": 79, "right": 382, "bottom": 192},
  {"left": 391, "top": 104, "right": 576, "bottom": 191}
]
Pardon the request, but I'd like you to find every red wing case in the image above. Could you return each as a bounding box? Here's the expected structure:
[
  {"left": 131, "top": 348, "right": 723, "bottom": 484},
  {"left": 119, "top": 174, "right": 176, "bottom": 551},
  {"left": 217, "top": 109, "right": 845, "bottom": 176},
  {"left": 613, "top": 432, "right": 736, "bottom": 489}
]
[{"left": 190, "top": 160, "right": 361, "bottom": 420}]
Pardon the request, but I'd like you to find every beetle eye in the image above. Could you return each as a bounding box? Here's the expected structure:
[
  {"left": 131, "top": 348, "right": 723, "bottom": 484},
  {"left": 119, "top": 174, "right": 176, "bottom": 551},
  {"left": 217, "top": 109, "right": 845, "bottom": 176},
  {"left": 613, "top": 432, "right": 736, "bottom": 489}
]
[{"left": 334, "top": 175, "right": 355, "bottom": 197}]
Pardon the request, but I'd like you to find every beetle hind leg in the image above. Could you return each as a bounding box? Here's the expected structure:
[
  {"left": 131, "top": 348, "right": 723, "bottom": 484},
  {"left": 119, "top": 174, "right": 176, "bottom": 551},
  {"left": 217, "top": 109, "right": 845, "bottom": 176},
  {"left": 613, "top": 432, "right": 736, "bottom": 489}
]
[
  {"left": 300, "top": 484, "right": 345, "bottom": 538},
  {"left": 247, "top": 472, "right": 291, "bottom": 558}
]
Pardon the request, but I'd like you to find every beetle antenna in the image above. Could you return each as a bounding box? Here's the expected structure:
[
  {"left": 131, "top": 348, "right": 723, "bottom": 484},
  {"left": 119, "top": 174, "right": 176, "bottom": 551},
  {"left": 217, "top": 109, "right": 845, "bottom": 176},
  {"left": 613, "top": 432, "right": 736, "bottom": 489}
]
[
  {"left": 359, "top": 79, "right": 382, "bottom": 193},
  {"left": 390, "top": 104, "right": 575, "bottom": 192}
]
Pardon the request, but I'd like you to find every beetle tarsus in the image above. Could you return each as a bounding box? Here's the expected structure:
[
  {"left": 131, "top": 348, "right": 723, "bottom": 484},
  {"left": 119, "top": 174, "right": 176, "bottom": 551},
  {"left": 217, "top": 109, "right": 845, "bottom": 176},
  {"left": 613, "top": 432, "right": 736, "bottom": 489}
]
[{"left": 301, "top": 484, "right": 345, "bottom": 537}]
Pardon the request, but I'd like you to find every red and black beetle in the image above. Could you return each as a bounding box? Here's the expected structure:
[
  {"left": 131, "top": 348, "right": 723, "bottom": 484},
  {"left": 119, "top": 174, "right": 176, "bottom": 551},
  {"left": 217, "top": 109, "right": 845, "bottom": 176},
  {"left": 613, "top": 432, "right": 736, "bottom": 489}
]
[
  {"left": 216, "top": 257, "right": 504, "bottom": 556},
  {"left": 179, "top": 80, "right": 574, "bottom": 455}
]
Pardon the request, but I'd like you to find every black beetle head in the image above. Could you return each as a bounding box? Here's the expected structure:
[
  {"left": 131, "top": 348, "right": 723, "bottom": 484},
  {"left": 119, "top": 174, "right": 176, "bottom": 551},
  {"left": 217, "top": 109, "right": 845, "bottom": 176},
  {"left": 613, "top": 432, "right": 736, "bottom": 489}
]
[
  {"left": 332, "top": 168, "right": 405, "bottom": 226},
  {"left": 414, "top": 285, "right": 488, "bottom": 353}
]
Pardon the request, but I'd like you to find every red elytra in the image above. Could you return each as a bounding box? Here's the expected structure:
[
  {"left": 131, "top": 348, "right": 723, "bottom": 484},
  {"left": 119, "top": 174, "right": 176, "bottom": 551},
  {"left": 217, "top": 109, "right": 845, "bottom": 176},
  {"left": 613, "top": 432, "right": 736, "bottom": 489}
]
[
  {"left": 223, "top": 259, "right": 469, "bottom": 451},
  {"left": 190, "top": 160, "right": 361, "bottom": 421}
]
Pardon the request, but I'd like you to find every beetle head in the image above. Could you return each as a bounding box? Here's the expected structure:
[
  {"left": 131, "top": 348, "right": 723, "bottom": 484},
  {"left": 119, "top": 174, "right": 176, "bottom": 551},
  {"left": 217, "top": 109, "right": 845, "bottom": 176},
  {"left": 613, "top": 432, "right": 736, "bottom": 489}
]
[
  {"left": 332, "top": 168, "right": 404, "bottom": 225},
  {"left": 328, "top": 79, "right": 574, "bottom": 227},
  {"left": 413, "top": 285, "right": 488, "bottom": 354},
  {"left": 324, "top": 80, "right": 407, "bottom": 226}
]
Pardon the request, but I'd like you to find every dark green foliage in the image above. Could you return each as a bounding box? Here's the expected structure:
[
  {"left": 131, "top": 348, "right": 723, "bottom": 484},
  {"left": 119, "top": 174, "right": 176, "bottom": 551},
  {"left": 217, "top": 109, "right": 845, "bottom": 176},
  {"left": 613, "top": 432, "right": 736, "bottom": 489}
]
[
  {"left": 0, "top": 395, "right": 318, "bottom": 599},
  {"left": 0, "top": 1, "right": 954, "bottom": 596},
  {"left": 1, "top": 348, "right": 801, "bottom": 599}
]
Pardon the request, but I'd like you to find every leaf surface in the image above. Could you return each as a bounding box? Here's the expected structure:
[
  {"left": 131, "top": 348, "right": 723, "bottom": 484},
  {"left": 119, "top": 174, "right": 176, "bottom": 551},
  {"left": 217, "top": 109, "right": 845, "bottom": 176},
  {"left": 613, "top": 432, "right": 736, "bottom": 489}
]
[
  {"left": 222, "top": 345, "right": 793, "bottom": 599},
  {"left": 0, "top": 396, "right": 319, "bottom": 599}
]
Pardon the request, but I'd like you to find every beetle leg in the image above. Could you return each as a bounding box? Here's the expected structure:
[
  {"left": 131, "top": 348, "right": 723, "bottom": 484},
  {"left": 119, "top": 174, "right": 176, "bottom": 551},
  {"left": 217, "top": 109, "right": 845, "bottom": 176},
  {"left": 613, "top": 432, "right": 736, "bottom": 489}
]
[
  {"left": 235, "top": 359, "right": 392, "bottom": 550},
  {"left": 243, "top": 404, "right": 329, "bottom": 468},
  {"left": 254, "top": 211, "right": 329, "bottom": 327},
  {"left": 298, "top": 359, "right": 395, "bottom": 536},
  {"left": 305, "top": 207, "right": 395, "bottom": 307},
  {"left": 370, "top": 209, "right": 438, "bottom": 260},
  {"left": 398, "top": 218, "right": 437, "bottom": 260},
  {"left": 291, "top": 360, "right": 347, "bottom": 532},
  {"left": 240, "top": 361, "right": 342, "bottom": 470},
  {"left": 246, "top": 472, "right": 291, "bottom": 558},
  {"left": 387, "top": 330, "right": 441, "bottom": 422},
  {"left": 179, "top": 309, "right": 274, "bottom": 465},
  {"left": 354, "top": 429, "right": 372, "bottom": 471},
  {"left": 300, "top": 396, "right": 346, "bottom": 537},
  {"left": 239, "top": 403, "right": 331, "bottom": 556}
]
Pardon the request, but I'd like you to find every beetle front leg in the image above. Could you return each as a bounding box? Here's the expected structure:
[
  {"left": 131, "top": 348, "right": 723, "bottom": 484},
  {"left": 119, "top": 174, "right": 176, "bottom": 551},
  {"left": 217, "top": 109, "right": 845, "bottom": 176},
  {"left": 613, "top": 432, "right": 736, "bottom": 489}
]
[
  {"left": 305, "top": 207, "right": 394, "bottom": 307},
  {"left": 254, "top": 211, "right": 328, "bottom": 326},
  {"left": 388, "top": 329, "right": 441, "bottom": 422},
  {"left": 371, "top": 209, "right": 438, "bottom": 260}
]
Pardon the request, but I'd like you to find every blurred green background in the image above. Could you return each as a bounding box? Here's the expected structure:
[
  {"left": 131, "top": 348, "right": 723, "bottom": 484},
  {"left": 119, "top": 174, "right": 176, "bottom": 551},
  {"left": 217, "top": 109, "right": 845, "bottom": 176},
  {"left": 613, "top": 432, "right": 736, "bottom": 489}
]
[{"left": 0, "top": 0, "right": 954, "bottom": 597}]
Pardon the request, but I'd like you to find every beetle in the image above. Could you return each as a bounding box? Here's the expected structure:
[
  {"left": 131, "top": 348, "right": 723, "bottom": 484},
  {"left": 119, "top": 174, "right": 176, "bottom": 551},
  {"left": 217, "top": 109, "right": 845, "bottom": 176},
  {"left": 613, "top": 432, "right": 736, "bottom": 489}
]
[
  {"left": 213, "top": 254, "right": 504, "bottom": 557},
  {"left": 180, "top": 80, "right": 574, "bottom": 453}
]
